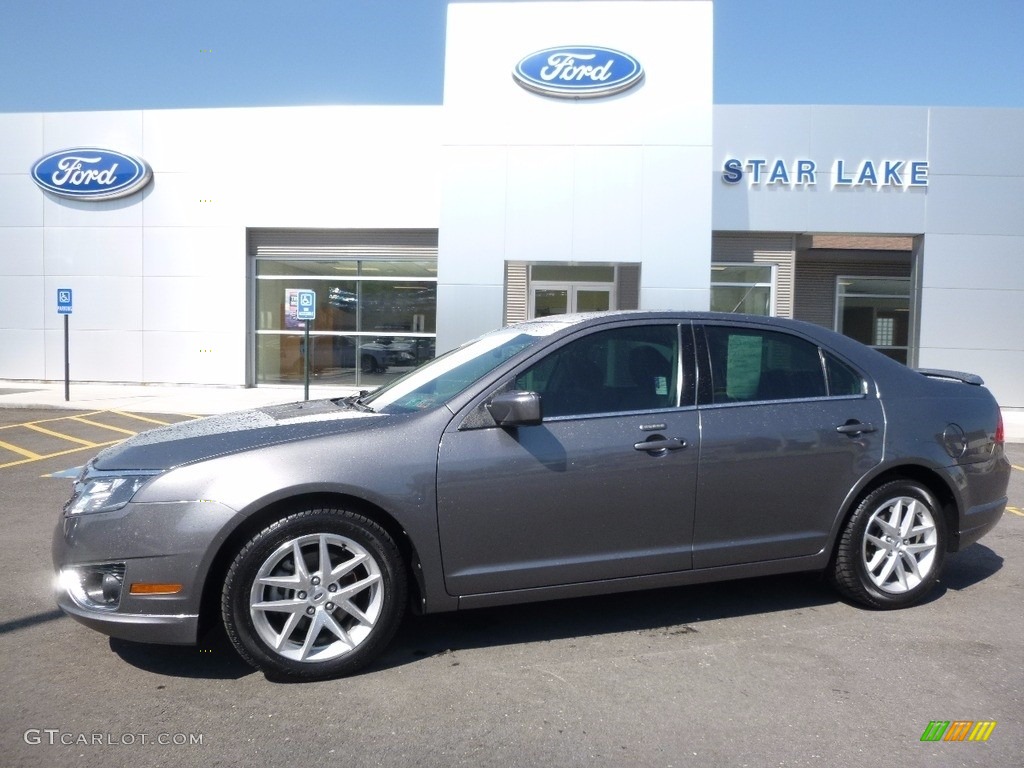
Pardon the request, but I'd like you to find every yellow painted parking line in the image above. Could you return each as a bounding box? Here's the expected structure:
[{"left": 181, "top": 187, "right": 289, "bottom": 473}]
[
  {"left": 0, "top": 438, "right": 42, "bottom": 460},
  {"left": 22, "top": 423, "right": 99, "bottom": 447},
  {"left": 70, "top": 416, "right": 139, "bottom": 436},
  {"left": 1011, "top": 463, "right": 1024, "bottom": 473},
  {"left": 1007, "top": 506, "right": 1024, "bottom": 518},
  {"left": 0, "top": 410, "right": 108, "bottom": 431},
  {"left": 0, "top": 410, "right": 196, "bottom": 472},
  {"left": 110, "top": 410, "right": 176, "bottom": 426},
  {"left": 0, "top": 439, "right": 122, "bottom": 470}
]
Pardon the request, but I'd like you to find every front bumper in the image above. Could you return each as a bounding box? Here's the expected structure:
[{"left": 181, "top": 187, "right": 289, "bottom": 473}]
[
  {"left": 52, "top": 498, "right": 238, "bottom": 645},
  {"left": 54, "top": 590, "right": 200, "bottom": 645}
]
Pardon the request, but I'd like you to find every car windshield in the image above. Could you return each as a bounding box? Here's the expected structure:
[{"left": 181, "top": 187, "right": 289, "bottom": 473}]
[{"left": 360, "top": 323, "right": 564, "bottom": 414}]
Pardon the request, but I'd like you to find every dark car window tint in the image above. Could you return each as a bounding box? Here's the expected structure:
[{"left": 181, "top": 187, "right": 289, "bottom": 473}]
[
  {"left": 705, "top": 326, "right": 827, "bottom": 403},
  {"left": 825, "top": 353, "right": 867, "bottom": 396},
  {"left": 515, "top": 325, "right": 680, "bottom": 417}
]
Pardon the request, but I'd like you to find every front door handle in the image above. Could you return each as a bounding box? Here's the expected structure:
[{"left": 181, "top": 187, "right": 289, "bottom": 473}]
[
  {"left": 633, "top": 437, "right": 687, "bottom": 453},
  {"left": 836, "top": 420, "right": 877, "bottom": 436}
]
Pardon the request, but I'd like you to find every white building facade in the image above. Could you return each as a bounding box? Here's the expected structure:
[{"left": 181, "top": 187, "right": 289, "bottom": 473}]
[{"left": 1, "top": 1, "right": 1022, "bottom": 413}]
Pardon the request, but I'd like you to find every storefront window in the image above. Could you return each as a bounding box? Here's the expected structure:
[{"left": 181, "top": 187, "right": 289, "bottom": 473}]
[
  {"left": 835, "top": 277, "right": 910, "bottom": 364},
  {"left": 254, "top": 258, "right": 437, "bottom": 386},
  {"left": 710, "top": 264, "right": 774, "bottom": 315}
]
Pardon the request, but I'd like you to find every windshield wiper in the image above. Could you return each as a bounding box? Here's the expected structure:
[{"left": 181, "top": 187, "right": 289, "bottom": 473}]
[{"left": 335, "top": 391, "right": 374, "bottom": 412}]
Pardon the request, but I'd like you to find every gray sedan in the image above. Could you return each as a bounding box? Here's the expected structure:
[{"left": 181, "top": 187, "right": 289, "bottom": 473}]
[{"left": 53, "top": 312, "right": 1011, "bottom": 680}]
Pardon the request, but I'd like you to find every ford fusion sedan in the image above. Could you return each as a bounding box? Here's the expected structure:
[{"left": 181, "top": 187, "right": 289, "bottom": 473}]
[{"left": 53, "top": 312, "right": 1011, "bottom": 681}]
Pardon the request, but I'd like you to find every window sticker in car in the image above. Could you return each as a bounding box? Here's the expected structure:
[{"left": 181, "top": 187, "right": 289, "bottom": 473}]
[{"left": 725, "top": 334, "right": 763, "bottom": 400}]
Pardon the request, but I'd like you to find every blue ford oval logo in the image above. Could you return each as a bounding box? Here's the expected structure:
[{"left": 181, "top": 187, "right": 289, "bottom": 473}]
[
  {"left": 31, "top": 148, "right": 152, "bottom": 201},
  {"left": 513, "top": 45, "right": 644, "bottom": 99}
]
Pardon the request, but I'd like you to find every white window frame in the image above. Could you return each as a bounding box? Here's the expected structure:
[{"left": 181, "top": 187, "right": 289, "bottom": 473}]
[
  {"left": 710, "top": 262, "right": 777, "bottom": 316},
  {"left": 834, "top": 275, "right": 912, "bottom": 360}
]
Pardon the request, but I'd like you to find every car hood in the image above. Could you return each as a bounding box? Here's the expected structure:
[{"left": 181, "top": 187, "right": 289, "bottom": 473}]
[{"left": 91, "top": 399, "right": 383, "bottom": 471}]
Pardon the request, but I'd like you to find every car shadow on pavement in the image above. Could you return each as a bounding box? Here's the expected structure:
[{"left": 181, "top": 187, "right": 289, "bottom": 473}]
[
  {"left": 379, "top": 545, "right": 1004, "bottom": 673},
  {"left": 378, "top": 571, "right": 839, "bottom": 671},
  {"left": 109, "top": 625, "right": 254, "bottom": 680},
  {"left": 104, "top": 544, "right": 1002, "bottom": 681},
  {"left": 931, "top": 542, "right": 1004, "bottom": 594}
]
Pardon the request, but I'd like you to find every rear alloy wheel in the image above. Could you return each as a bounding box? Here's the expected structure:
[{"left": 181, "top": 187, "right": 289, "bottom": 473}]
[
  {"left": 222, "top": 508, "right": 406, "bottom": 680},
  {"left": 831, "top": 480, "right": 946, "bottom": 609}
]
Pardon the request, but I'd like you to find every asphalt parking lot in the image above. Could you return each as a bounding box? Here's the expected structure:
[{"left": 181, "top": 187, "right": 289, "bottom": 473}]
[{"left": 1, "top": 408, "right": 1021, "bottom": 768}]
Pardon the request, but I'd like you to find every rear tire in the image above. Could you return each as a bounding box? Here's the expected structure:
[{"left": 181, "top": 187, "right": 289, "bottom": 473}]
[
  {"left": 222, "top": 507, "right": 406, "bottom": 680},
  {"left": 831, "top": 480, "right": 946, "bottom": 609}
]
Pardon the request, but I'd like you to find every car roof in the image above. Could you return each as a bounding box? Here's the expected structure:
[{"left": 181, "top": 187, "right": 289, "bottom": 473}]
[
  {"left": 516, "top": 309, "right": 832, "bottom": 335},
  {"left": 513, "top": 310, "right": 926, "bottom": 392}
]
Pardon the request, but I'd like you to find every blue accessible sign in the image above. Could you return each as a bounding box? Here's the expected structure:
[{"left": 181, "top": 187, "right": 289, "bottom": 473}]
[
  {"left": 296, "top": 289, "right": 316, "bottom": 321},
  {"left": 57, "top": 288, "right": 73, "bottom": 315}
]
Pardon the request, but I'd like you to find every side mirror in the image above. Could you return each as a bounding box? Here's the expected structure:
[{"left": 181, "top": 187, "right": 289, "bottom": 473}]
[{"left": 486, "top": 391, "right": 542, "bottom": 427}]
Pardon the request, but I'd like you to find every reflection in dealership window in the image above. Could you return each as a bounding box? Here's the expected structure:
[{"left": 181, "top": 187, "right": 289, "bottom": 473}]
[
  {"left": 836, "top": 276, "right": 910, "bottom": 364},
  {"left": 710, "top": 264, "right": 774, "bottom": 315},
  {"left": 254, "top": 258, "right": 437, "bottom": 386}
]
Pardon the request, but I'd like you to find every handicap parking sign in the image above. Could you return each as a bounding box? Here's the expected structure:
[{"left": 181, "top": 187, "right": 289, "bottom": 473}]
[
  {"left": 57, "top": 288, "right": 73, "bottom": 315},
  {"left": 296, "top": 289, "right": 316, "bottom": 321}
]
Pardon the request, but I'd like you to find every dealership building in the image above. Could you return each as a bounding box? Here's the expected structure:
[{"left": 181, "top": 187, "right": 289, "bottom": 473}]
[{"left": 1, "top": 1, "right": 1022, "bottom": 419}]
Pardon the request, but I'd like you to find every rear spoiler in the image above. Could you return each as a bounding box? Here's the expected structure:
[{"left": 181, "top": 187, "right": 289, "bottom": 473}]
[{"left": 916, "top": 368, "right": 985, "bottom": 386}]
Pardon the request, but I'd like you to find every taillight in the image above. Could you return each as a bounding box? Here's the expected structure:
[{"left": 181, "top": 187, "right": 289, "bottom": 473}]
[{"left": 995, "top": 412, "right": 1005, "bottom": 446}]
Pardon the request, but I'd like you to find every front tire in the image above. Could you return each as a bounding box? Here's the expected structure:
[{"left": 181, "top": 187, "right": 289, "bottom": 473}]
[
  {"left": 222, "top": 507, "right": 406, "bottom": 680},
  {"left": 831, "top": 480, "right": 947, "bottom": 609}
]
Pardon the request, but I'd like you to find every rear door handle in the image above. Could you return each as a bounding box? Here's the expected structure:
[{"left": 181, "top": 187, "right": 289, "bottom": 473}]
[
  {"left": 836, "top": 421, "right": 877, "bottom": 436},
  {"left": 633, "top": 438, "right": 687, "bottom": 453}
]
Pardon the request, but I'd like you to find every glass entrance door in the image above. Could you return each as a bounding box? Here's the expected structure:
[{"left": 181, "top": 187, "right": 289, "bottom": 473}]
[
  {"left": 576, "top": 288, "right": 612, "bottom": 312},
  {"left": 533, "top": 288, "right": 570, "bottom": 317},
  {"left": 531, "top": 285, "right": 612, "bottom": 317}
]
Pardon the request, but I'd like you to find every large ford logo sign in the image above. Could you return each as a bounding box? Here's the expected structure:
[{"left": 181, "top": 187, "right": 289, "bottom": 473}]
[
  {"left": 31, "top": 148, "right": 152, "bottom": 201},
  {"left": 513, "top": 46, "right": 644, "bottom": 99}
]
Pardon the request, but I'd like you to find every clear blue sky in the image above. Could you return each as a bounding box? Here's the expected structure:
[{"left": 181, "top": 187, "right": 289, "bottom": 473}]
[{"left": 2, "top": 0, "right": 1022, "bottom": 112}]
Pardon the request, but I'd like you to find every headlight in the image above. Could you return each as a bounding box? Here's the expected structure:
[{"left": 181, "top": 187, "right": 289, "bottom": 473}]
[{"left": 65, "top": 473, "right": 159, "bottom": 516}]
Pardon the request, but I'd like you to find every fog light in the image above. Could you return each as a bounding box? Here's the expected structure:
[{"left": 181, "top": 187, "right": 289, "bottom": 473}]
[{"left": 61, "top": 564, "right": 125, "bottom": 611}]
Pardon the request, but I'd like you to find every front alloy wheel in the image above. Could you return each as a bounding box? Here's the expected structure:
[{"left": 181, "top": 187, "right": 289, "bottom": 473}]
[
  {"left": 831, "top": 480, "right": 947, "bottom": 609},
  {"left": 223, "top": 508, "right": 406, "bottom": 680}
]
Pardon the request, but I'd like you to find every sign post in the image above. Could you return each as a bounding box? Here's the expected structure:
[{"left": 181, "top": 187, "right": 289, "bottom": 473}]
[
  {"left": 57, "top": 289, "right": 73, "bottom": 401},
  {"left": 296, "top": 290, "right": 316, "bottom": 401}
]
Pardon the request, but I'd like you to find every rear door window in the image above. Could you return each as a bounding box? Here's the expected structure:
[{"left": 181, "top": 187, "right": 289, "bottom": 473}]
[{"left": 703, "top": 326, "right": 828, "bottom": 403}]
